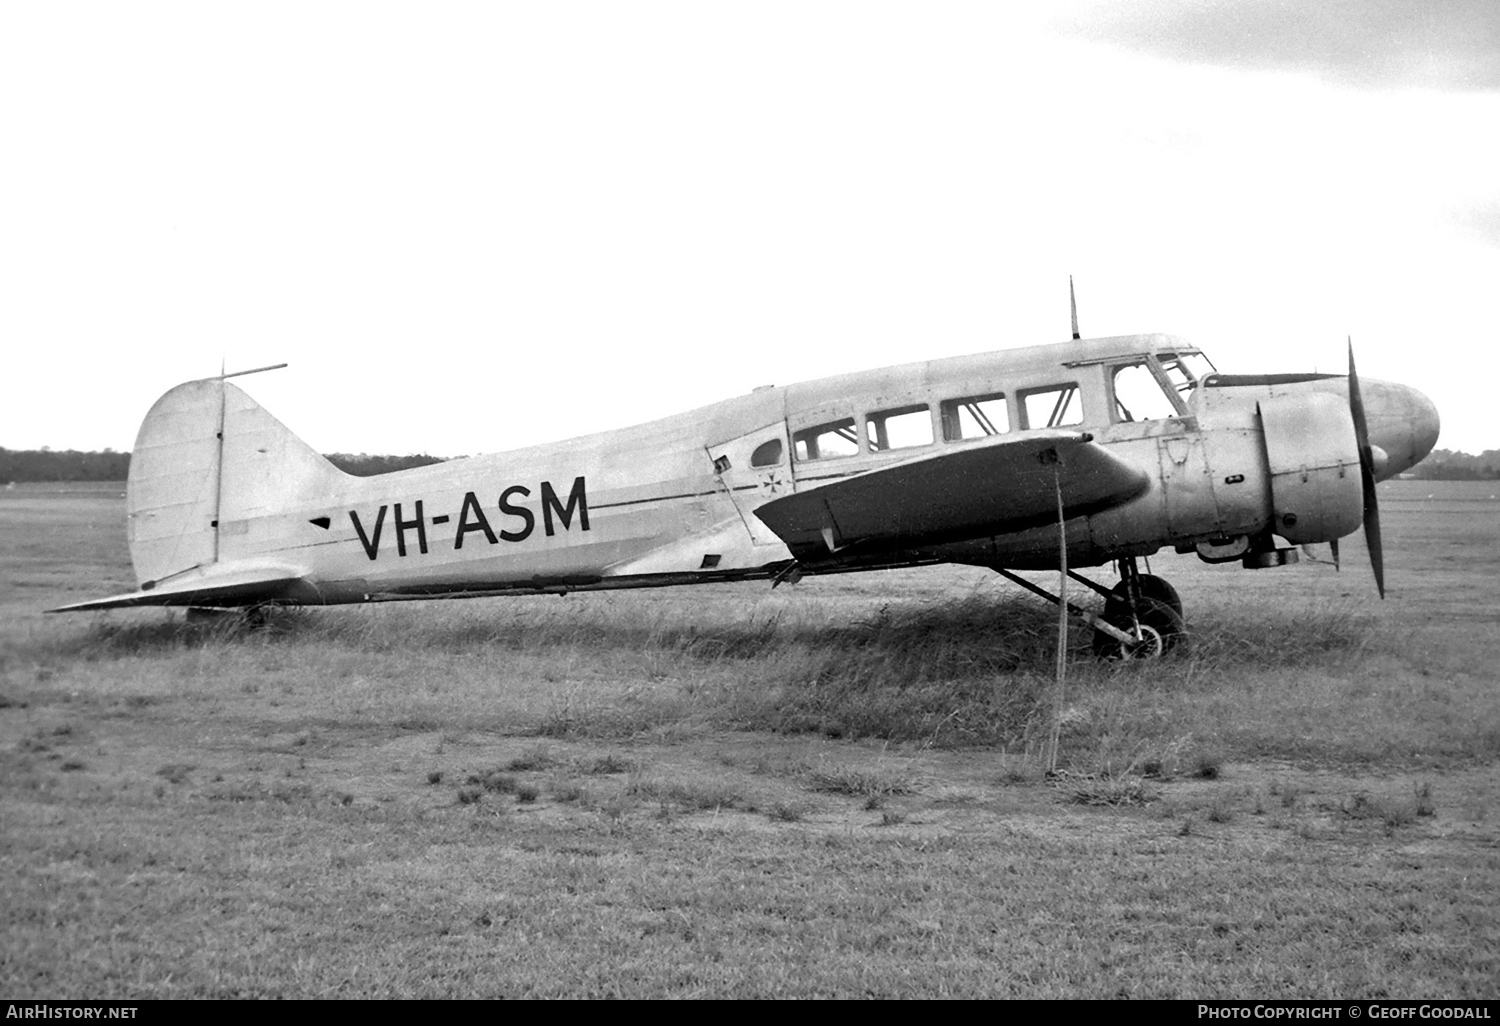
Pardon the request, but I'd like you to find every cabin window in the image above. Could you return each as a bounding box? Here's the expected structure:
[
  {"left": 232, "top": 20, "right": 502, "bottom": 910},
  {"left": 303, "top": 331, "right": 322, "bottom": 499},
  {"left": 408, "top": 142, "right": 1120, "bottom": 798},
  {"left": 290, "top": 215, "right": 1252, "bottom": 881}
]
[
  {"left": 1018, "top": 383, "right": 1083, "bottom": 429},
  {"left": 940, "top": 392, "right": 1009, "bottom": 441},
  {"left": 792, "top": 417, "right": 859, "bottom": 461},
  {"left": 750, "top": 438, "right": 784, "bottom": 467},
  {"left": 866, "top": 404, "right": 933, "bottom": 451}
]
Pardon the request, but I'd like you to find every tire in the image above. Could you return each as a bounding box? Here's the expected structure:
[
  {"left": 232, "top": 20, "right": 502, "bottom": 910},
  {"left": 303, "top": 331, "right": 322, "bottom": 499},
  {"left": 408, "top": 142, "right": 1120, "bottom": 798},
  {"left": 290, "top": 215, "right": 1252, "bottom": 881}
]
[
  {"left": 1091, "top": 594, "right": 1186, "bottom": 659},
  {"left": 1134, "top": 574, "right": 1183, "bottom": 618}
]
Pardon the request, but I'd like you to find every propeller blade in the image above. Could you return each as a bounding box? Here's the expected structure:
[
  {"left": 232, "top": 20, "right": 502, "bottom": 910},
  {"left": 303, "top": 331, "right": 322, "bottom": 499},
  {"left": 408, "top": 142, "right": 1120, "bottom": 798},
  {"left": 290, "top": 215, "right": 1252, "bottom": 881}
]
[
  {"left": 1329, "top": 537, "right": 1340, "bottom": 572},
  {"left": 1348, "top": 339, "right": 1385, "bottom": 598},
  {"left": 1363, "top": 486, "right": 1385, "bottom": 598}
]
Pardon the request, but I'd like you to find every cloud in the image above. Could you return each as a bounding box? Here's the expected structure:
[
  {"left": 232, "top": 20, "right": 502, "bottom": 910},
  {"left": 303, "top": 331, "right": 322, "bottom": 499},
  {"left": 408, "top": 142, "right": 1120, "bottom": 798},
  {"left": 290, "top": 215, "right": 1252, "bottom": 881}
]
[
  {"left": 1057, "top": 0, "right": 1500, "bottom": 92},
  {"left": 1450, "top": 202, "right": 1500, "bottom": 247}
]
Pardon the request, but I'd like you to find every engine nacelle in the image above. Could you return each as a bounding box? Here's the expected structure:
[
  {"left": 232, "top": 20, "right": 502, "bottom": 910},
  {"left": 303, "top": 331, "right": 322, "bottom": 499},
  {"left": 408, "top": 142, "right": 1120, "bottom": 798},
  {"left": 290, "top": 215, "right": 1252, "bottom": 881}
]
[{"left": 1258, "top": 392, "right": 1363, "bottom": 545}]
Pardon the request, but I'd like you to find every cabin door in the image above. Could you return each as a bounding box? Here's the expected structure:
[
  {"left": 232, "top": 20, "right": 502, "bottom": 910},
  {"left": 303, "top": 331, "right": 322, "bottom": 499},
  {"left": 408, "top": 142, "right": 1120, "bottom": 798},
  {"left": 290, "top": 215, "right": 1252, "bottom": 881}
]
[{"left": 705, "top": 422, "right": 793, "bottom": 547}]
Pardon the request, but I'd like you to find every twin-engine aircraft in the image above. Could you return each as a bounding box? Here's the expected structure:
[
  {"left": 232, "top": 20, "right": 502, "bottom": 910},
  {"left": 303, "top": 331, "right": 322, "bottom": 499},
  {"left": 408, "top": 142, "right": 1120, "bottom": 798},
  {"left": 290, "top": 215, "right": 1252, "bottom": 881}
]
[{"left": 52, "top": 329, "right": 1440, "bottom": 656}]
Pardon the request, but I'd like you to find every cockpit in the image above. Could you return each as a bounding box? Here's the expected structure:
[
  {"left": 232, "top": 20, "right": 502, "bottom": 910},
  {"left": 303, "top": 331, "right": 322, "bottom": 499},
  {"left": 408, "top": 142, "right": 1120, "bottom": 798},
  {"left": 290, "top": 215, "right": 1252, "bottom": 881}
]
[{"left": 1106, "top": 350, "right": 1217, "bottom": 423}]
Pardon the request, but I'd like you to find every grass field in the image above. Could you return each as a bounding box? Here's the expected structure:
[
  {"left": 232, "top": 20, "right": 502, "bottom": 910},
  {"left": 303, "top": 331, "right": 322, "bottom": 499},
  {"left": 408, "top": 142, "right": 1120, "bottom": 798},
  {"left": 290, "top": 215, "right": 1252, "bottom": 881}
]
[{"left": 2, "top": 480, "right": 1497, "bottom": 997}]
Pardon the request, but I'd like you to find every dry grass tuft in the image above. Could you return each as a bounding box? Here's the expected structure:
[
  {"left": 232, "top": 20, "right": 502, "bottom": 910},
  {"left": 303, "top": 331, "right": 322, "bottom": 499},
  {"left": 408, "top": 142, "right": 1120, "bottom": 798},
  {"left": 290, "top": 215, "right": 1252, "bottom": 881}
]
[
  {"left": 766, "top": 802, "right": 805, "bottom": 822},
  {"left": 803, "top": 760, "right": 918, "bottom": 798},
  {"left": 468, "top": 769, "right": 520, "bottom": 794},
  {"left": 626, "top": 770, "right": 745, "bottom": 813},
  {"left": 505, "top": 745, "right": 556, "bottom": 772},
  {"left": 156, "top": 763, "right": 194, "bottom": 785},
  {"left": 1058, "top": 772, "right": 1158, "bottom": 807},
  {"left": 549, "top": 779, "right": 585, "bottom": 803},
  {"left": 581, "top": 753, "right": 636, "bottom": 775},
  {"left": 1342, "top": 783, "right": 1438, "bottom": 830}
]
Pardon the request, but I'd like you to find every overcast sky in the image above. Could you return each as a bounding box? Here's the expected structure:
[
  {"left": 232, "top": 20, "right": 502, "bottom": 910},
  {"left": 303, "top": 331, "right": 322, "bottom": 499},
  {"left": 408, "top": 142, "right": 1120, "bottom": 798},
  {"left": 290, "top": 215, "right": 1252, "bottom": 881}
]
[{"left": 4, "top": 1, "right": 1497, "bottom": 456}]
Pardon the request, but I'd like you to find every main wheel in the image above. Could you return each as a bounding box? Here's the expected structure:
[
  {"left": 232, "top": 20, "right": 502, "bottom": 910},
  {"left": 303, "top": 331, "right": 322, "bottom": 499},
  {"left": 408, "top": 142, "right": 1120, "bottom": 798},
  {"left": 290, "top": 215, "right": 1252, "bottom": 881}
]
[
  {"left": 1134, "top": 574, "right": 1183, "bottom": 618},
  {"left": 1091, "top": 594, "right": 1186, "bottom": 658}
]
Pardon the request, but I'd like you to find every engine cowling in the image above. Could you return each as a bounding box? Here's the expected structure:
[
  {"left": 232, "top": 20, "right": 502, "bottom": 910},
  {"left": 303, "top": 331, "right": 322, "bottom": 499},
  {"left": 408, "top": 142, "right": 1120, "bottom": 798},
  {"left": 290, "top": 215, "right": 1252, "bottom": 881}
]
[{"left": 1258, "top": 392, "right": 1363, "bottom": 545}]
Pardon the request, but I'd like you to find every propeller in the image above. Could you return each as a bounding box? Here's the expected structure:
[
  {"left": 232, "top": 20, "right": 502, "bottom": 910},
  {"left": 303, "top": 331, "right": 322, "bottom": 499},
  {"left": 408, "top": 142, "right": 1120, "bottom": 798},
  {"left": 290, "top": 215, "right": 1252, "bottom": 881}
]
[{"left": 1347, "top": 339, "right": 1385, "bottom": 599}]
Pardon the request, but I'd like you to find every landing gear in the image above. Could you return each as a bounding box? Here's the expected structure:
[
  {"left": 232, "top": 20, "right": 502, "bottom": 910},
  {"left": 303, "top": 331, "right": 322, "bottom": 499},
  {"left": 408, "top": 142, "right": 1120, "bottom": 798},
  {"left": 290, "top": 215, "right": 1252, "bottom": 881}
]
[
  {"left": 1090, "top": 571, "right": 1185, "bottom": 659},
  {"left": 1090, "top": 562, "right": 1186, "bottom": 658},
  {"left": 990, "top": 557, "right": 1186, "bottom": 660},
  {"left": 1128, "top": 573, "right": 1182, "bottom": 617},
  {"left": 184, "top": 604, "right": 274, "bottom": 629},
  {"left": 1090, "top": 593, "right": 1184, "bottom": 658}
]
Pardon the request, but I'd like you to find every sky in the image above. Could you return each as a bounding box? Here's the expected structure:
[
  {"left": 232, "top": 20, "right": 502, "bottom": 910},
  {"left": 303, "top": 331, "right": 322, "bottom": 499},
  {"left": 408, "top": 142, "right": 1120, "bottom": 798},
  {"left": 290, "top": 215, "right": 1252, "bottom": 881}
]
[{"left": 4, "top": 1, "right": 1498, "bottom": 456}]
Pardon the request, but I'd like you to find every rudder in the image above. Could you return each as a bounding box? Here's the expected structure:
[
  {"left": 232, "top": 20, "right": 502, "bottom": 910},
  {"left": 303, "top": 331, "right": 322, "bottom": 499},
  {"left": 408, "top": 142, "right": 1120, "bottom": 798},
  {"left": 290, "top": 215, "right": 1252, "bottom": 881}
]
[{"left": 127, "top": 379, "right": 346, "bottom": 587}]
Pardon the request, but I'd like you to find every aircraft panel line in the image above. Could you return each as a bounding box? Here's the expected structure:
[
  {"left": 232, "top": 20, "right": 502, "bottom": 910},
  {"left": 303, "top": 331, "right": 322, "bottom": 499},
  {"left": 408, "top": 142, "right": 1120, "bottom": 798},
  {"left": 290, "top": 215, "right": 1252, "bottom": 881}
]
[{"left": 590, "top": 488, "right": 723, "bottom": 511}]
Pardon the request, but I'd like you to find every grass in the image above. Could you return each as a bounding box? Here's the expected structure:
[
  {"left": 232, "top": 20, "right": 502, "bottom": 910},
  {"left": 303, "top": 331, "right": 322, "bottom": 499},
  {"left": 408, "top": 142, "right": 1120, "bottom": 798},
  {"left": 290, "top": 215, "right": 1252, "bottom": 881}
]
[
  {"left": 1342, "top": 782, "right": 1440, "bottom": 830},
  {"left": 2, "top": 777, "right": 1491, "bottom": 998},
  {"left": 626, "top": 771, "right": 745, "bottom": 813},
  {"left": 2, "top": 481, "right": 1499, "bottom": 997},
  {"left": 33, "top": 585, "right": 1490, "bottom": 769},
  {"left": 504, "top": 745, "right": 556, "bottom": 771},
  {"left": 803, "top": 760, "right": 918, "bottom": 798},
  {"left": 1058, "top": 772, "right": 1158, "bottom": 807}
]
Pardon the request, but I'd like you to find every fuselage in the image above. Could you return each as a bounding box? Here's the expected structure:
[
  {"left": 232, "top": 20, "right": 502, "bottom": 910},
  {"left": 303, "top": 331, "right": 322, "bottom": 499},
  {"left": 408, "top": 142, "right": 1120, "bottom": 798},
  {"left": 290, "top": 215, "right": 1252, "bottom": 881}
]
[{"left": 187, "top": 333, "right": 1437, "bottom": 604}]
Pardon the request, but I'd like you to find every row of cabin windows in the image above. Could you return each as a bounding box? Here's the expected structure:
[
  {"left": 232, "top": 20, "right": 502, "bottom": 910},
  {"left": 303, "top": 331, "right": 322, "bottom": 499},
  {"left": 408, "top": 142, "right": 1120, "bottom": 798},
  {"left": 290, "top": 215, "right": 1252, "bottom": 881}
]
[
  {"left": 755, "top": 383, "right": 1087, "bottom": 467},
  {"left": 750, "top": 358, "right": 1206, "bottom": 471},
  {"left": 749, "top": 358, "right": 1202, "bottom": 467}
]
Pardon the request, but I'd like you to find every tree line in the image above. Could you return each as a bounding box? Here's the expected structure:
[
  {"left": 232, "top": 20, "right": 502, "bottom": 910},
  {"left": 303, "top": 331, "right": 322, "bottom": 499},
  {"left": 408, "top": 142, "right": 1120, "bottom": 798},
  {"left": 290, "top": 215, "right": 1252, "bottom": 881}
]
[
  {"left": 1406, "top": 449, "right": 1500, "bottom": 480},
  {"left": 0, "top": 448, "right": 446, "bottom": 483}
]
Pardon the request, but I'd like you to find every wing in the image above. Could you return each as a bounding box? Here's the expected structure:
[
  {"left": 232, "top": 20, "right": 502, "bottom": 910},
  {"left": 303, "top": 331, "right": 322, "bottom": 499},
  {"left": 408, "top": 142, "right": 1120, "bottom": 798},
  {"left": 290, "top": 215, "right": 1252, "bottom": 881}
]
[
  {"left": 47, "top": 561, "right": 314, "bottom": 612},
  {"left": 752, "top": 430, "right": 1148, "bottom": 559}
]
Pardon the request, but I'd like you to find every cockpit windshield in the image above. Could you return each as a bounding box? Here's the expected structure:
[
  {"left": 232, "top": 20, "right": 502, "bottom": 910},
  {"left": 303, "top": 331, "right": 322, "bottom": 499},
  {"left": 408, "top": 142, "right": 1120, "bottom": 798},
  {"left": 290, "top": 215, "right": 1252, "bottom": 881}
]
[
  {"left": 1161, "top": 352, "right": 1215, "bottom": 392},
  {"left": 1110, "top": 351, "right": 1216, "bottom": 423}
]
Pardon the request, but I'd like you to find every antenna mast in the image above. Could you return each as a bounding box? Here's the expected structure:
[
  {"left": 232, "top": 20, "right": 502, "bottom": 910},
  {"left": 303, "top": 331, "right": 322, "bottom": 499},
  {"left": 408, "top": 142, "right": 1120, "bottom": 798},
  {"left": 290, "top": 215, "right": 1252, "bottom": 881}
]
[{"left": 1069, "top": 276, "right": 1081, "bottom": 340}]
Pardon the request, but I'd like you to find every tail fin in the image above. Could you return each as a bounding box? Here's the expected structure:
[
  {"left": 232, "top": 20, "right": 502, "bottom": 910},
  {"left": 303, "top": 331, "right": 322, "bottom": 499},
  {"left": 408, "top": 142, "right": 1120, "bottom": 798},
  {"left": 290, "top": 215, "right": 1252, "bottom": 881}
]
[{"left": 127, "top": 378, "right": 347, "bottom": 588}]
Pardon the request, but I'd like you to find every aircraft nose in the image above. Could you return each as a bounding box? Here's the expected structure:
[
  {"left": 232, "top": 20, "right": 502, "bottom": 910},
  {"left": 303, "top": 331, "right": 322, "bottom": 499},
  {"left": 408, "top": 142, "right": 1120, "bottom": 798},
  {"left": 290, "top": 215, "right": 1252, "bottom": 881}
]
[{"left": 1362, "top": 379, "right": 1440, "bottom": 480}]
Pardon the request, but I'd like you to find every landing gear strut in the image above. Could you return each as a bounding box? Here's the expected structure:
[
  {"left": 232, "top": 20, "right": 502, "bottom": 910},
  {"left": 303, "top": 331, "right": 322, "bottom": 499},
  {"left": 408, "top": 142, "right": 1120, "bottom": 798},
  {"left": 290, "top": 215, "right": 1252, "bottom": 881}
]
[{"left": 990, "top": 556, "right": 1185, "bottom": 659}]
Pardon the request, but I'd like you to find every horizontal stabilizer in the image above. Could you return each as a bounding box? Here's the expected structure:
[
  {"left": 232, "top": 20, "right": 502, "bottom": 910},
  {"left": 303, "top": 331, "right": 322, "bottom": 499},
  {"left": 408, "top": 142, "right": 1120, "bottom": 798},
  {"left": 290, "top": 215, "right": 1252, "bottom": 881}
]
[
  {"left": 47, "top": 562, "right": 312, "bottom": 612},
  {"left": 753, "top": 430, "right": 1148, "bottom": 558}
]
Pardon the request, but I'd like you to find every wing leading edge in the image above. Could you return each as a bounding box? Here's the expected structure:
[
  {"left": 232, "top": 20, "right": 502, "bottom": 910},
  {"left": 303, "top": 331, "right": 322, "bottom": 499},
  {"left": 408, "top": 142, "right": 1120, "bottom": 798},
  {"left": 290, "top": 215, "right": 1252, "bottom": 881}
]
[{"left": 751, "top": 430, "right": 1149, "bottom": 560}]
